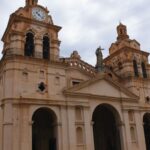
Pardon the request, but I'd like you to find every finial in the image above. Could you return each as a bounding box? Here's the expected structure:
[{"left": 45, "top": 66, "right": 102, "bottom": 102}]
[
  {"left": 26, "top": 0, "right": 38, "bottom": 6},
  {"left": 70, "top": 51, "right": 81, "bottom": 59},
  {"left": 117, "top": 22, "right": 129, "bottom": 41},
  {"left": 119, "top": 20, "right": 122, "bottom": 25},
  {"left": 95, "top": 46, "right": 104, "bottom": 72}
]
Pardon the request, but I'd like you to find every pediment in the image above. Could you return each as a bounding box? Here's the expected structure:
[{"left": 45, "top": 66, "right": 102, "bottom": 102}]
[{"left": 64, "top": 74, "right": 138, "bottom": 101}]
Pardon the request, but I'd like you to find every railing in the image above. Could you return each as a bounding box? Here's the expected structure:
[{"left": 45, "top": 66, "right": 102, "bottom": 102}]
[{"left": 60, "top": 58, "right": 96, "bottom": 76}]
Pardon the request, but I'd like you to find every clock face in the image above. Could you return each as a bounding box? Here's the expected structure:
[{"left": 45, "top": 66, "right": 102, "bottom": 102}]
[{"left": 32, "top": 8, "right": 46, "bottom": 21}]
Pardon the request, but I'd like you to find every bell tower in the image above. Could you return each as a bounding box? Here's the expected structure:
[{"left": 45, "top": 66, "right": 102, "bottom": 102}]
[
  {"left": 0, "top": 1, "right": 62, "bottom": 150},
  {"left": 104, "top": 23, "right": 149, "bottom": 95},
  {"left": 2, "top": 0, "right": 61, "bottom": 61},
  {"left": 117, "top": 23, "right": 129, "bottom": 41}
]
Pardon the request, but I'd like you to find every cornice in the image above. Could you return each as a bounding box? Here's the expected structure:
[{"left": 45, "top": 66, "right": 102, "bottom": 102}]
[
  {"left": 2, "top": 13, "right": 62, "bottom": 42},
  {"left": 64, "top": 91, "right": 138, "bottom": 103},
  {"left": 104, "top": 46, "right": 149, "bottom": 62},
  {"left": 0, "top": 97, "right": 90, "bottom": 107},
  {"left": 0, "top": 55, "right": 68, "bottom": 69},
  {"left": 64, "top": 73, "right": 139, "bottom": 100}
]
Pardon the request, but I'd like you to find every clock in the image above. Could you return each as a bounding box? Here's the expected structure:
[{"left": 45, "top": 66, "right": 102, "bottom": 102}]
[{"left": 32, "top": 7, "right": 46, "bottom": 21}]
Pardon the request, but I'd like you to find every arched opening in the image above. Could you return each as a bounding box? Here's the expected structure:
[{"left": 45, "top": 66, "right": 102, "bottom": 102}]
[
  {"left": 143, "top": 113, "right": 150, "bottom": 150},
  {"left": 76, "top": 127, "right": 84, "bottom": 145},
  {"left": 133, "top": 60, "right": 139, "bottom": 77},
  {"left": 141, "top": 62, "right": 147, "bottom": 78},
  {"left": 24, "top": 32, "right": 34, "bottom": 57},
  {"left": 32, "top": 108, "right": 57, "bottom": 150},
  {"left": 92, "top": 104, "right": 121, "bottom": 150},
  {"left": 43, "top": 36, "right": 50, "bottom": 60},
  {"left": 118, "top": 62, "right": 123, "bottom": 70}
]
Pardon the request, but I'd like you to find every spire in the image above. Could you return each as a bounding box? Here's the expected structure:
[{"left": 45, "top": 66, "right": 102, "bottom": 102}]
[
  {"left": 95, "top": 46, "right": 104, "bottom": 72},
  {"left": 26, "top": 0, "right": 38, "bottom": 6},
  {"left": 117, "top": 22, "right": 129, "bottom": 41}
]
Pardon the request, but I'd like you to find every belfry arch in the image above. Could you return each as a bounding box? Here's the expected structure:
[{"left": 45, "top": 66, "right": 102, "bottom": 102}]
[
  {"left": 143, "top": 113, "right": 150, "bottom": 150},
  {"left": 32, "top": 108, "right": 57, "bottom": 150},
  {"left": 92, "top": 104, "right": 121, "bottom": 150},
  {"left": 24, "top": 32, "right": 35, "bottom": 57},
  {"left": 43, "top": 35, "right": 50, "bottom": 59}
]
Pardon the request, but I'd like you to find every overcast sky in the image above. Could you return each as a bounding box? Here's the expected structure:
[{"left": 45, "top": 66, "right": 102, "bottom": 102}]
[{"left": 0, "top": 0, "right": 150, "bottom": 65}]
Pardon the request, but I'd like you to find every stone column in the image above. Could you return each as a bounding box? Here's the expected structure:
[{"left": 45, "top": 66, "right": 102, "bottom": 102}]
[
  {"left": 34, "top": 35, "right": 43, "bottom": 58},
  {"left": 90, "top": 121, "right": 95, "bottom": 150},
  {"left": 20, "top": 106, "right": 30, "bottom": 150},
  {"left": 3, "top": 102, "right": 13, "bottom": 150},
  {"left": 84, "top": 107, "right": 94, "bottom": 150},
  {"left": 117, "top": 121, "right": 127, "bottom": 150},
  {"left": 134, "top": 111, "right": 146, "bottom": 150},
  {"left": 50, "top": 39, "right": 60, "bottom": 62},
  {"left": 29, "top": 120, "right": 33, "bottom": 150},
  {"left": 67, "top": 106, "right": 76, "bottom": 150},
  {"left": 12, "top": 105, "right": 21, "bottom": 150},
  {"left": 122, "top": 110, "right": 132, "bottom": 150},
  {"left": 8, "top": 34, "right": 24, "bottom": 56},
  {"left": 0, "top": 107, "right": 3, "bottom": 150},
  {"left": 60, "top": 106, "right": 69, "bottom": 150},
  {"left": 56, "top": 122, "right": 62, "bottom": 150}
]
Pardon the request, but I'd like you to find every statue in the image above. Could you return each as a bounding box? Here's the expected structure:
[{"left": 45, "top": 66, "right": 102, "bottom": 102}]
[{"left": 95, "top": 46, "right": 104, "bottom": 72}]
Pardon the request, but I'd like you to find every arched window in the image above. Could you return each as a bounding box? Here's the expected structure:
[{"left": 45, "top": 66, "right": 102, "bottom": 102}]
[
  {"left": 133, "top": 60, "right": 139, "bottom": 77},
  {"left": 118, "top": 62, "right": 123, "bottom": 70},
  {"left": 43, "top": 36, "right": 50, "bottom": 59},
  {"left": 120, "top": 29, "right": 123, "bottom": 35},
  {"left": 24, "top": 32, "right": 34, "bottom": 57},
  {"left": 141, "top": 62, "right": 147, "bottom": 78},
  {"left": 130, "top": 126, "right": 136, "bottom": 142}
]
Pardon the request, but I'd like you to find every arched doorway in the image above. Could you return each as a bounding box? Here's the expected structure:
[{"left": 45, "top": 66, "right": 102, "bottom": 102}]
[
  {"left": 143, "top": 113, "right": 150, "bottom": 150},
  {"left": 92, "top": 104, "right": 121, "bottom": 150},
  {"left": 32, "top": 108, "right": 57, "bottom": 150}
]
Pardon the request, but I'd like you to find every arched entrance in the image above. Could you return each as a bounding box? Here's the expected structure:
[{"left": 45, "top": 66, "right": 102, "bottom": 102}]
[
  {"left": 92, "top": 104, "right": 121, "bottom": 150},
  {"left": 32, "top": 108, "right": 57, "bottom": 150},
  {"left": 143, "top": 113, "right": 150, "bottom": 150}
]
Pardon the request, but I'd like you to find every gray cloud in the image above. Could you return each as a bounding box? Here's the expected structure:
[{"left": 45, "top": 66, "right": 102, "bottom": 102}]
[{"left": 0, "top": 0, "right": 150, "bottom": 65}]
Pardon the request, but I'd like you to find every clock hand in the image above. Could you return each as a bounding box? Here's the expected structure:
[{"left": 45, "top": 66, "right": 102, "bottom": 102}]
[{"left": 36, "top": 12, "right": 41, "bottom": 17}]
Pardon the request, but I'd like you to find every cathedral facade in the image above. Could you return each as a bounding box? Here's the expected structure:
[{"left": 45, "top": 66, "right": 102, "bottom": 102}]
[{"left": 0, "top": 0, "right": 150, "bottom": 150}]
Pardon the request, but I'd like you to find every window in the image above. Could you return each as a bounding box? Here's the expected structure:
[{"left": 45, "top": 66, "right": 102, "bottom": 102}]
[
  {"left": 120, "top": 29, "right": 123, "bottom": 35},
  {"left": 128, "top": 111, "right": 134, "bottom": 122},
  {"left": 75, "top": 107, "right": 83, "bottom": 121},
  {"left": 118, "top": 62, "right": 123, "bottom": 70},
  {"left": 39, "top": 70, "right": 45, "bottom": 78},
  {"left": 72, "top": 81, "right": 80, "bottom": 86},
  {"left": 22, "top": 72, "right": 28, "bottom": 81},
  {"left": 130, "top": 126, "right": 136, "bottom": 142},
  {"left": 133, "top": 60, "right": 139, "bottom": 77},
  {"left": 43, "top": 36, "right": 50, "bottom": 59},
  {"left": 146, "top": 96, "right": 150, "bottom": 103},
  {"left": 141, "top": 62, "right": 147, "bottom": 78},
  {"left": 76, "top": 127, "right": 84, "bottom": 145},
  {"left": 24, "top": 32, "right": 34, "bottom": 57},
  {"left": 38, "top": 82, "right": 46, "bottom": 92},
  {"left": 108, "top": 73, "right": 112, "bottom": 78}
]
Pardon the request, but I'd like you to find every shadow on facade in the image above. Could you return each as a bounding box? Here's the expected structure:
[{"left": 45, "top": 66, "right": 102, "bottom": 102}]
[
  {"left": 92, "top": 104, "right": 121, "bottom": 150},
  {"left": 32, "top": 108, "right": 57, "bottom": 150}
]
